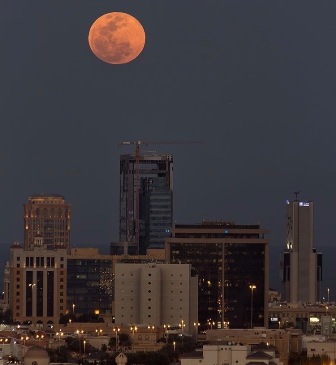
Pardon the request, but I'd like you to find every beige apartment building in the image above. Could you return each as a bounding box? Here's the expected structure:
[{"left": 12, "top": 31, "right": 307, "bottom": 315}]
[
  {"left": 9, "top": 241, "right": 67, "bottom": 325},
  {"left": 114, "top": 263, "right": 198, "bottom": 333}
]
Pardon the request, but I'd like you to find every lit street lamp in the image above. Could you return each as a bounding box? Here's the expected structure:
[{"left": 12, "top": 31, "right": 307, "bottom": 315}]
[
  {"left": 179, "top": 319, "right": 185, "bottom": 333},
  {"left": 21, "top": 336, "right": 29, "bottom": 357},
  {"left": 164, "top": 324, "right": 170, "bottom": 344},
  {"left": 56, "top": 330, "right": 63, "bottom": 354},
  {"left": 76, "top": 329, "right": 84, "bottom": 359},
  {"left": 193, "top": 322, "right": 200, "bottom": 342},
  {"left": 249, "top": 284, "right": 256, "bottom": 329},
  {"left": 223, "top": 321, "right": 229, "bottom": 329},
  {"left": 113, "top": 327, "right": 120, "bottom": 352},
  {"left": 208, "top": 320, "right": 215, "bottom": 329},
  {"left": 130, "top": 325, "right": 137, "bottom": 339},
  {"left": 72, "top": 303, "right": 75, "bottom": 314},
  {"left": 96, "top": 329, "right": 102, "bottom": 350}
]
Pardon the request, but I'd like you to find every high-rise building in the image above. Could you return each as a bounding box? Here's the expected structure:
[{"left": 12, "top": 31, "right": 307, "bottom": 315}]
[
  {"left": 281, "top": 200, "right": 322, "bottom": 303},
  {"left": 114, "top": 263, "right": 198, "bottom": 332},
  {"left": 24, "top": 194, "right": 71, "bottom": 251},
  {"left": 8, "top": 240, "right": 67, "bottom": 325},
  {"left": 67, "top": 248, "right": 113, "bottom": 317},
  {"left": 119, "top": 153, "right": 173, "bottom": 254},
  {"left": 166, "top": 221, "right": 269, "bottom": 330}
]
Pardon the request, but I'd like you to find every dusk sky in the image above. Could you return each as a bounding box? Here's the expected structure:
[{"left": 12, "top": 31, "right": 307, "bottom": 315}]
[{"left": 1, "top": 1, "right": 336, "bottom": 295}]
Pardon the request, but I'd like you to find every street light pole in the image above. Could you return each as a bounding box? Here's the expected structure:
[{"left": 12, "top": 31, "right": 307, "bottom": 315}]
[
  {"left": 96, "top": 329, "right": 102, "bottom": 350},
  {"left": 113, "top": 327, "right": 120, "bottom": 352},
  {"left": 193, "top": 322, "right": 200, "bottom": 343},
  {"left": 328, "top": 288, "right": 330, "bottom": 304},
  {"left": 164, "top": 324, "right": 170, "bottom": 344},
  {"left": 249, "top": 285, "right": 256, "bottom": 329}
]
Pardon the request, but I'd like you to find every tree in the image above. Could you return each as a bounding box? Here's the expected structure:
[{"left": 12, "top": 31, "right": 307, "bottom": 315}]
[
  {"left": 119, "top": 333, "right": 132, "bottom": 348},
  {"left": 0, "top": 309, "right": 12, "bottom": 324},
  {"left": 101, "top": 343, "right": 107, "bottom": 352}
]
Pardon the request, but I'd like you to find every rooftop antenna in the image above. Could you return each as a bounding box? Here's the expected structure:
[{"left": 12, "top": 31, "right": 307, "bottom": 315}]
[{"left": 294, "top": 191, "right": 300, "bottom": 200}]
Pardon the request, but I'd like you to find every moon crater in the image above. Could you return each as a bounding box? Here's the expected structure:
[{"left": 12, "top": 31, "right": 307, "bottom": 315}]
[{"left": 88, "top": 12, "right": 146, "bottom": 65}]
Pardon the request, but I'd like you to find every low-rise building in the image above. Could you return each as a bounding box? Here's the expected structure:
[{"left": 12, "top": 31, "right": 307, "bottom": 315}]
[
  {"left": 206, "top": 328, "right": 301, "bottom": 365},
  {"left": 306, "top": 339, "right": 336, "bottom": 361},
  {"left": 180, "top": 341, "right": 282, "bottom": 365},
  {"left": 269, "top": 302, "right": 336, "bottom": 334}
]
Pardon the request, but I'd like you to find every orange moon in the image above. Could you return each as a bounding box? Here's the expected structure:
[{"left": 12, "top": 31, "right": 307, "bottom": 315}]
[{"left": 88, "top": 12, "right": 145, "bottom": 65}]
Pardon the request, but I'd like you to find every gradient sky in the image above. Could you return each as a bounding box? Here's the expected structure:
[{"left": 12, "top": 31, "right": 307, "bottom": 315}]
[{"left": 1, "top": 0, "right": 336, "bottom": 296}]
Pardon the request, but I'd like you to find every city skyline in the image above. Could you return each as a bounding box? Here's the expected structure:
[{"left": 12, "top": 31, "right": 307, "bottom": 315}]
[{"left": 1, "top": 0, "right": 336, "bottom": 296}]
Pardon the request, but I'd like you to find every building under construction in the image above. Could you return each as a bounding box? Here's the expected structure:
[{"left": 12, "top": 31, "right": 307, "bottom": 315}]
[{"left": 119, "top": 153, "right": 173, "bottom": 255}]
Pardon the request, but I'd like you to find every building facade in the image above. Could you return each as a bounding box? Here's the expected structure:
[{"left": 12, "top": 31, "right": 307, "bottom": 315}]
[
  {"left": 119, "top": 153, "right": 173, "bottom": 254},
  {"left": 8, "top": 241, "right": 67, "bottom": 325},
  {"left": 24, "top": 194, "right": 71, "bottom": 252},
  {"left": 166, "top": 222, "right": 269, "bottom": 330},
  {"left": 67, "top": 248, "right": 113, "bottom": 317},
  {"left": 280, "top": 200, "right": 322, "bottom": 303},
  {"left": 205, "top": 328, "right": 302, "bottom": 365},
  {"left": 180, "top": 343, "right": 252, "bottom": 365},
  {"left": 269, "top": 301, "right": 336, "bottom": 335},
  {"left": 114, "top": 263, "right": 198, "bottom": 332}
]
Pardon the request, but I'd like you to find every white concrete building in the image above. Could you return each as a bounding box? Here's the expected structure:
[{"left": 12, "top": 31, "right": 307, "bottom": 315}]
[
  {"left": 114, "top": 263, "right": 198, "bottom": 333},
  {"left": 280, "top": 200, "right": 322, "bottom": 303},
  {"left": 306, "top": 339, "right": 336, "bottom": 361},
  {"left": 180, "top": 341, "right": 283, "bottom": 365}
]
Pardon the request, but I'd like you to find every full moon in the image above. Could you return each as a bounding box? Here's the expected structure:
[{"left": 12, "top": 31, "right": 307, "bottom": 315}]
[{"left": 88, "top": 12, "right": 146, "bottom": 65}]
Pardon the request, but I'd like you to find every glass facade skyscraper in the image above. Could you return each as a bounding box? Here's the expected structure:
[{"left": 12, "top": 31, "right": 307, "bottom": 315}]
[
  {"left": 166, "top": 222, "right": 269, "bottom": 330},
  {"left": 119, "top": 153, "right": 173, "bottom": 255}
]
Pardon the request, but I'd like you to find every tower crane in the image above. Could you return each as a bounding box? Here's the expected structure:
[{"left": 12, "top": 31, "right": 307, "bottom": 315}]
[{"left": 118, "top": 140, "right": 203, "bottom": 252}]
